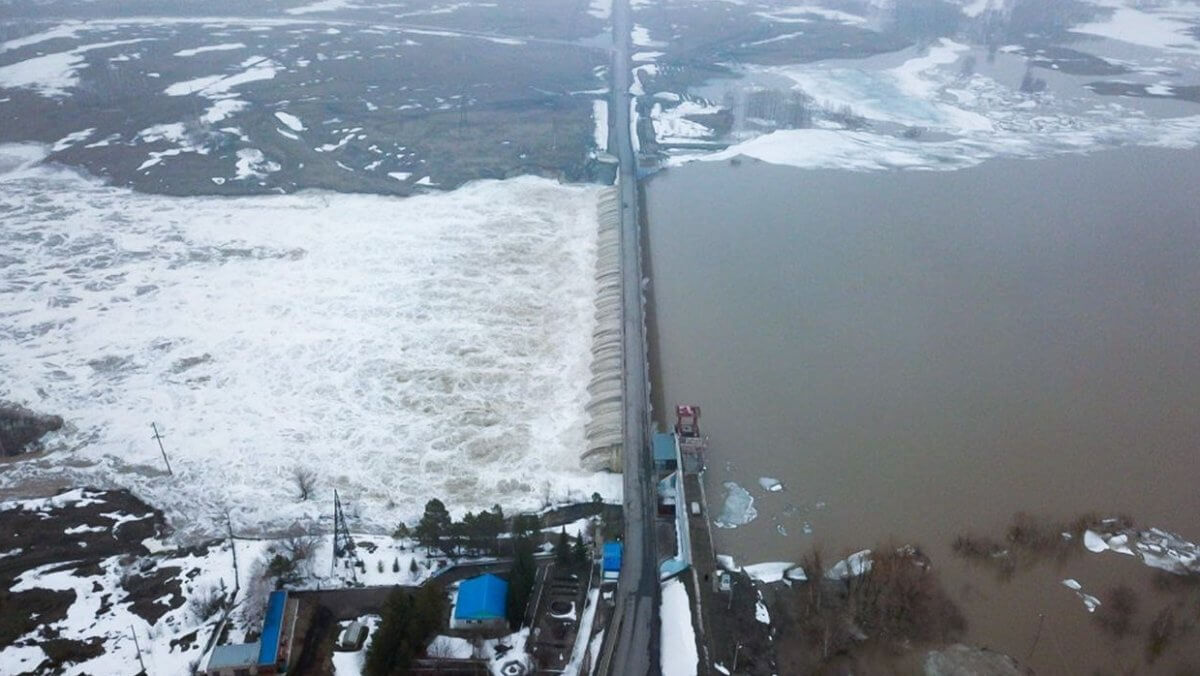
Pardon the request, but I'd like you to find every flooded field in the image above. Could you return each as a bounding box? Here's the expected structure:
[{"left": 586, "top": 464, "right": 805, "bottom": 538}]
[{"left": 646, "top": 147, "right": 1200, "bottom": 672}]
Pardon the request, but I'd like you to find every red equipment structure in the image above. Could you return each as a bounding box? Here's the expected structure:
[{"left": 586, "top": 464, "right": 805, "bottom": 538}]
[{"left": 674, "top": 405, "right": 707, "bottom": 454}]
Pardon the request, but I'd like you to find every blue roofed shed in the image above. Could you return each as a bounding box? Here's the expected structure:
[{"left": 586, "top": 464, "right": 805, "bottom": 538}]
[
  {"left": 451, "top": 573, "right": 508, "bottom": 630},
  {"left": 258, "top": 590, "right": 288, "bottom": 667},
  {"left": 653, "top": 432, "right": 677, "bottom": 470},
  {"left": 603, "top": 541, "right": 623, "bottom": 580}
]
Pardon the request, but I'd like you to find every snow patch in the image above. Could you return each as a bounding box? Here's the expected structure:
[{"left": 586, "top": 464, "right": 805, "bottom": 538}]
[
  {"left": 274, "top": 111, "right": 306, "bottom": 131},
  {"left": 174, "top": 42, "right": 246, "bottom": 57},
  {"left": 660, "top": 578, "right": 698, "bottom": 676}
]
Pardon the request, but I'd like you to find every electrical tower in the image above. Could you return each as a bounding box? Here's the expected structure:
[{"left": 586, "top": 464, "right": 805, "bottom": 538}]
[{"left": 331, "top": 490, "right": 358, "bottom": 577}]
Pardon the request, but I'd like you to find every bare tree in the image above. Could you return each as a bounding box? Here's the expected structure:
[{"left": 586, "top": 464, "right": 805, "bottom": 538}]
[{"left": 292, "top": 467, "right": 317, "bottom": 502}]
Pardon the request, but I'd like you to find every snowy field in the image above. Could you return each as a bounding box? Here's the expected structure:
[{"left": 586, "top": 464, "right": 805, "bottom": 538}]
[
  {"left": 631, "top": 0, "right": 1200, "bottom": 171},
  {"left": 0, "top": 145, "right": 620, "bottom": 538}
]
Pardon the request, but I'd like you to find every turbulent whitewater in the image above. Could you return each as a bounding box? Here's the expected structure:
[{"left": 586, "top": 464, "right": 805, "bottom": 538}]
[{"left": 0, "top": 147, "right": 621, "bottom": 537}]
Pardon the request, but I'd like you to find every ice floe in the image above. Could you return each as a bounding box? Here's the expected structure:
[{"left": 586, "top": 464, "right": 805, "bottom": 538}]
[
  {"left": 1062, "top": 578, "right": 1101, "bottom": 613},
  {"left": 0, "top": 39, "right": 151, "bottom": 97},
  {"left": 1083, "top": 525, "right": 1200, "bottom": 575},
  {"left": 826, "top": 550, "right": 873, "bottom": 580},
  {"left": 714, "top": 481, "right": 758, "bottom": 528},
  {"left": 274, "top": 111, "right": 306, "bottom": 132},
  {"left": 164, "top": 56, "right": 279, "bottom": 97},
  {"left": 757, "top": 477, "right": 783, "bottom": 492},
  {"left": 174, "top": 42, "right": 246, "bottom": 57}
]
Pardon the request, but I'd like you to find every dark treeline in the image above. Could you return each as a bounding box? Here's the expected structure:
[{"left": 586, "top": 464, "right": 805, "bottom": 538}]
[{"left": 364, "top": 583, "right": 446, "bottom": 676}]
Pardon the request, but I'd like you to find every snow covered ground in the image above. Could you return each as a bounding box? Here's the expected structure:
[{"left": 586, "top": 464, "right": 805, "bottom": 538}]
[
  {"left": 659, "top": 578, "right": 698, "bottom": 676},
  {"left": 0, "top": 146, "right": 620, "bottom": 538},
  {"left": 644, "top": 0, "right": 1200, "bottom": 173},
  {"left": 0, "top": 490, "right": 273, "bottom": 674}
]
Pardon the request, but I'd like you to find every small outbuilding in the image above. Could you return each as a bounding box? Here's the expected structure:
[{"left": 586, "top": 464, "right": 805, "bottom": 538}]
[
  {"left": 603, "top": 542, "right": 623, "bottom": 581},
  {"left": 653, "top": 432, "right": 677, "bottom": 471},
  {"left": 451, "top": 573, "right": 509, "bottom": 631},
  {"left": 203, "top": 590, "right": 298, "bottom": 675},
  {"left": 204, "top": 642, "right": 260, "bottom": 676}
]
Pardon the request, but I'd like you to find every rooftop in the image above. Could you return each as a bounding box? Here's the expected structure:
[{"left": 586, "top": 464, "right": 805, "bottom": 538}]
[
  {"left": 207, "top": 642, "right": 260, "bottom": 670},
  {"left": 455, "top": 573, "right": 508, "bottom": 620},
  {"left": 257, "top": 590, "right": 288, "bottom": 666},
  {"left": 653, "top": 433, "right": 676, "bottom": 463}
]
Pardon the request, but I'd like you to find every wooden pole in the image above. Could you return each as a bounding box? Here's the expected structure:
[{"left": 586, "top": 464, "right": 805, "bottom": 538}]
[{"left": 150, "top": 423, "right": 173, "bottom": 475}]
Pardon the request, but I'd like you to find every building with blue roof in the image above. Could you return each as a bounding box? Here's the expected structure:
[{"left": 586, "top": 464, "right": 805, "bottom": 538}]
[
  {"left": 204, "top": 590, "right": 297, "bottom": 675},
  {"left": 653, "top": 432, "right": 677, "bottom": 471},
  {"left": 603, "top": 541, "right": 623, "bottom": 581},
  {"left": 451, "top": 573, "right": 509, "bottom": 631}
]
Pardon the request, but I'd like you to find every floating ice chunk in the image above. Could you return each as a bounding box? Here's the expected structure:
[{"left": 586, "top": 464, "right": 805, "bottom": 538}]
[
  {"left": 234, "top": 148, "right": 280, "bottom": 179},
  {"left": 826, "top": 550, "right": 872, "bottom": 580},
  {"left": 743, "top": 562, "right": 795, "bottom": 583},
  {"left": 714, "top": 482, "right": 757, "bottom": 528},
  {"left": 1106, "top": 534, "right": 1134, "bottom": 556},
  {"left": 1062, "top": 578, "right": 1101, "bottom": 612},
  {"left": 776, "top": 524, "right": 787, "bottom": 537},
  {"left": 174, "top": 43, "right": 246, "bottom": 57},
  {"left": 274, "top": 111, "right": 305, "bottom": 131},
  {"left": 1083, "top": 530, "right": 1108, "bottom": 553},
  {"left": 758, "top": 477, "right": 783, "bottom": 492},
  {"left": 785, "top": 566, "right": 807, "bottom": 582},
  {"left": 755, "top": 599, "right": 770, "bottom": 624}
]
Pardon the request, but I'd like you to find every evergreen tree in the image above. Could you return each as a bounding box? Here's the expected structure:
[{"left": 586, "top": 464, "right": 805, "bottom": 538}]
[
  {"left": 572, "top": 533, "right": 588, "bottom": 565},
  {"left": 364, "top": 584, "right": 446, "bottom": 676},
  {"left": 506, "top": 536, "right": 537, "bottom": 629},
  {"left": 365, "top": 588, "right": 411, "bottom": 676},
  {"left": 555, "top": 527, "right": 571, "bottom": 565},
  {"left": 477, "top": 505, "right": 504, "bottom": 555},
  {"left": 409, "top": 557, "right": 419, "bottom": 576},
  {"left": 415, "top": 498, "right": 452, "bottom": 555},
  {"left": 392, "top": 557, "right": 400, "bottom": 573}
]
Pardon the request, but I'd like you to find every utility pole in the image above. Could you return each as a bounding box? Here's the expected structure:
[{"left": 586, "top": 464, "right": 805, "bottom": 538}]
[
  {"left": 129, "top": 624, "right": 147, "bottom": 674},
  {"left": 150, "top": 423, "right": 173, "bottom": 475},
  {"left": 226, "top": 511, "right": 240, "bottom": 598}
]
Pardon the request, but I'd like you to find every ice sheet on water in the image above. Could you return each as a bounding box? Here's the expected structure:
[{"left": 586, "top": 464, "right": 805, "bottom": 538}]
[
  {"left": 826, "top": 550, "right": 872, "bottom": 579},
  {"left": 1083, "top": 525, "right": 1199, "bottom": 574},
  {"left": 0, "top": 156, "right": 619, "bottom": 538},
  {"left": 758, "top": 477, "right": 783, "bottom": 492},
  {"left": 714, "top": 481, "right": 757, "bottom": 528}
]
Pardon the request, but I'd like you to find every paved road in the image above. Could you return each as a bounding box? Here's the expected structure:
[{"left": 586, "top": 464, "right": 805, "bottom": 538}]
[{"left": 598, "top": 0, "right": 659, "bottom": 671}]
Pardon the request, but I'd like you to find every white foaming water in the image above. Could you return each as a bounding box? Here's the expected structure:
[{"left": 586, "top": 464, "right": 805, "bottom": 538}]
[
  {"left": 0, "top": 150, "right": 620, "bottom": 538},
  {"left": 581, "top": 189, "right": 622, "bottom": 471}
]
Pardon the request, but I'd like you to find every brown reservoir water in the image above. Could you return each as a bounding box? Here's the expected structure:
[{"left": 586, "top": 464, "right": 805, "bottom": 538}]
[{"left": 646, "top": 147, "right": 1200, "bottom": 673}]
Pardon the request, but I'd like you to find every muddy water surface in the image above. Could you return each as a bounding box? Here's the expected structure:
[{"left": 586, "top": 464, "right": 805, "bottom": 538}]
[{"left": 646, "top": 148, "right": 1200, "bottom": 673}]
